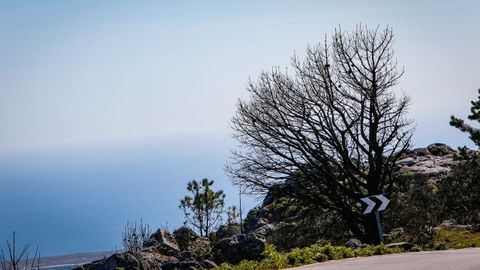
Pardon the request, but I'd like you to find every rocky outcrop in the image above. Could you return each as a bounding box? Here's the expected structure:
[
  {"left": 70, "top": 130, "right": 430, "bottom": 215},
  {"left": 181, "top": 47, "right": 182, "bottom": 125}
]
[
  {"left": 77, "top": 228, "right": 216, "bottom": 270},
  {"left": 212, "top": 233, "right": 266, "bottom": 264},
  {"left": 240, "top": 143, "right": 460, "bottom": 250},
  {"left": 395, "top": 143, "right": 457, "bottom": 178}
]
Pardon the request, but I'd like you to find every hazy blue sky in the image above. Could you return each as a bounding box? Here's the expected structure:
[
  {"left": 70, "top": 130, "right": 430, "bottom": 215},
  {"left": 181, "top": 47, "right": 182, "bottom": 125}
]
[{"left": 1, "top": 0, "right": 479, "bottom": 153}]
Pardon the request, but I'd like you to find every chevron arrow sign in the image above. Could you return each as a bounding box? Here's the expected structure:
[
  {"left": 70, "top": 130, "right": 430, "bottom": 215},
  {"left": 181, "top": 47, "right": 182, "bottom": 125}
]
[{"left": 360, "top": 194, "right": 390, "bottom": 215}]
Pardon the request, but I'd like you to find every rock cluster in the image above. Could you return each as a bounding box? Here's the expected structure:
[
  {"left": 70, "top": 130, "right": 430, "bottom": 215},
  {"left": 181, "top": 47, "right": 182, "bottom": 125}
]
[
  {"left": 75, "top": 224, "right": 267, "bottom": 270},
  {"left": 75, "top": 226, "right": 218, "bottom": 270}
]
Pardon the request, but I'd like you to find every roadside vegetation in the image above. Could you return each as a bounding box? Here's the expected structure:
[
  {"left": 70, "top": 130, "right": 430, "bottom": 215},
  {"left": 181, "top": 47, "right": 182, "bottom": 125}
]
[
  {"left": 214, "top": 227, "right": 480, "bottom": 270},
  {"left": 214, "top": 243, "right": 406, "bottom": 270}
]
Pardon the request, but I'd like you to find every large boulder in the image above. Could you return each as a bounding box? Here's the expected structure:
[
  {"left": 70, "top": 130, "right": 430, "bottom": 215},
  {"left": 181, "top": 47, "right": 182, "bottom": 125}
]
[
  {"left": 173, "top": 226, "right": 211, "bottom": 259},
  {"left": 145, "top": 229, "right": 180, "bottom": 256},
  {"left": 213, "top": 233, "right": 266, "bottom": 264},
  {"left": 173, "top": 227, "right": 200, "bottom": 250}
]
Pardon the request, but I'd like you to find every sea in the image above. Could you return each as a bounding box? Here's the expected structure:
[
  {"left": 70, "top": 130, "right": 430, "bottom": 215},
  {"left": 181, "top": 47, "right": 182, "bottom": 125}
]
[{"left": 0, "top": 135, "right": 257, "bottom": 257}]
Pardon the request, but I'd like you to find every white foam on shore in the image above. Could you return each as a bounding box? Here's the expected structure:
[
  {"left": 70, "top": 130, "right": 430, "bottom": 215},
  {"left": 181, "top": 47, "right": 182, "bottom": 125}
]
[{"left": 40, "top": 263, "right": 80, "bottom": 269}]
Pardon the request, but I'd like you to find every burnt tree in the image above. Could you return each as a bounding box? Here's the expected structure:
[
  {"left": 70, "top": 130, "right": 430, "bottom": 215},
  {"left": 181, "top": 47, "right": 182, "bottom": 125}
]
[{"left": 228, "top": 26, "right": 413, "bottom": 244}]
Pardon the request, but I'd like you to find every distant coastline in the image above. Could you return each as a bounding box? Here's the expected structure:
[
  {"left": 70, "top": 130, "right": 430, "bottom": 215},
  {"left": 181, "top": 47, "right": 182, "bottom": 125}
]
[{"left": 38, "top": 250, "right": 114, "bottom": 270}]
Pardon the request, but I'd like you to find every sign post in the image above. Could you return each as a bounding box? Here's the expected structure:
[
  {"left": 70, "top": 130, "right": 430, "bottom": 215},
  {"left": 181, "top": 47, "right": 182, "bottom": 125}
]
[{"left": 360, "top": 194, "right": 390, "bottom": 243}]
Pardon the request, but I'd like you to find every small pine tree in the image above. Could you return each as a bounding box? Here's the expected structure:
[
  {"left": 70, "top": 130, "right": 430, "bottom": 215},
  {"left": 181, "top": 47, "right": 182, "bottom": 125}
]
[
  {"left": 450, "top": 88, "right": 480, "bottom": 149},
  {"left": 179, "top": 178, "right": 225, "bottom": 237}
]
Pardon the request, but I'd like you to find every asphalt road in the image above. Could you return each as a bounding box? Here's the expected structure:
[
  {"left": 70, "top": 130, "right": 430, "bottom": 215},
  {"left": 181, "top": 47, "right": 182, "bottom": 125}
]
[{"left": 289, "top": 248, "right": 480, "bottom": 270}]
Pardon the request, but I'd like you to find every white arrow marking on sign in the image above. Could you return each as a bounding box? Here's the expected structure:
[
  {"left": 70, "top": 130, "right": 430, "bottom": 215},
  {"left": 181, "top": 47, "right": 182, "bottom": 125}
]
[
  {"left": 361, "top": 197, "right": 375, "bottom": 214},
  {"left": 374, "top": 194, "right": 390, "bottom": 211}
]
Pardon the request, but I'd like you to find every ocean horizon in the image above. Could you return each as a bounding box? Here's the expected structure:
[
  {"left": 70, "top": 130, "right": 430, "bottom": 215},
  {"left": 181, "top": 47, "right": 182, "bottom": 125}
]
[{"left": 0, "top": 134, "right": 257, "bottom": 257}]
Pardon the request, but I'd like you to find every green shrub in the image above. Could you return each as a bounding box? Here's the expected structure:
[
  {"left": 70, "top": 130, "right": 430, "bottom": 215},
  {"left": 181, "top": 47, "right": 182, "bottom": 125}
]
[
  {"left": 215, "top": 263, "right": 231, "bottom": 270},
  {"left": 259, "top": 244, "right": 288, "bottom": 269},
  {"left": 314, "top": 253, "right": 328, "bottom": 262},
  {"left": 233, "top": 260, "right": 260, "bottom": 270},
  {"left": 286, "top": 247, "right": 316, "bottom": 266},
  {"left": 334, "top": 246, "right": 355, "bottom": 259}
]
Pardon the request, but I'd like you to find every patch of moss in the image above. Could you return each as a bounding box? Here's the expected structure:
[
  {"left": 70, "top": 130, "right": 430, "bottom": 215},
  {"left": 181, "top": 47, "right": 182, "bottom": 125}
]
[{"left": 434, "top": 227, "right": 480, "bottom": 249}]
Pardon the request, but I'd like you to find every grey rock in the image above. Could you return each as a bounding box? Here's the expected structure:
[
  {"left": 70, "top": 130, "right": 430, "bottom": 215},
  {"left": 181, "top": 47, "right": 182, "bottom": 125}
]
[
  {"left": 397, "top": 157, "right": 416, "bottom": 166},
  {"left": 145, "top": 229, "right": 180, "bottom": 256},
  {"left": 215, "top": 223, "right": 242, "bottom": 240},
  {"left": 345, "top": 238, "right": 365, "bottom": 249},
  {"left": 440, "top": 219, "right": 473, "bottom": 231},
  {"left": 172, "top": 226, "right": 211, "bottom": 260},
  {"left": 213, "top": 233, "right": 266, "bottom": 264},
  {"left": 253, "top": 223, "right": 276, "bottom": 236},
  {"left": 200, "top": 259, "right": 218, "bottom": 269},
  {"left": 104, "top": 253, "right": 141, "bottom": 270},
  {"left": 396, "top": 151, "right": 457, "bottom": 178},
  {"left": 175, "top": 250, "right": 196, "bottom": 261},
  {"left": 255, "top": 218, "right": 270, "bottom": 228},
  {"left": 79, "top": 251, "right": 173, "bottom": 270},
  {"left": 173, "top": 226, "right": 200, "bottom": 251}
]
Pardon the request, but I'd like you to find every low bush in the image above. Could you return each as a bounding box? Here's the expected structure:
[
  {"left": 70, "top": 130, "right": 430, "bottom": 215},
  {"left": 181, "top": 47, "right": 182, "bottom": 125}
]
[{"left": 121, "top": 219, "right": 150, "bottom": 252}]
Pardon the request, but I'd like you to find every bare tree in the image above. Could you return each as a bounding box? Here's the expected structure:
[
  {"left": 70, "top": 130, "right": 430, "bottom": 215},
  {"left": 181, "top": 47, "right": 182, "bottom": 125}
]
[
  {"left": 228, "top": 26, "right": 413, "bottom": 244},
  {"left": 122, "top": 219, "right": 151, "bottom": 253},
  {"left": 0, "top": 232, "right": 40, "bottom": 270}
]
